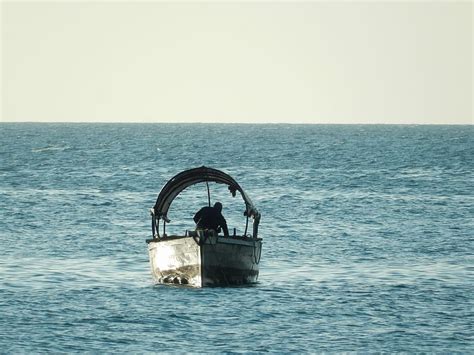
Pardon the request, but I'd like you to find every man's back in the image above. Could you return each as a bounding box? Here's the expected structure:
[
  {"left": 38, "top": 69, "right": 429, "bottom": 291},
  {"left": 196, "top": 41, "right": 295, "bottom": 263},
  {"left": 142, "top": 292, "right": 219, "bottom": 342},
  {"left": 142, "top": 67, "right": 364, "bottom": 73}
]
[{"left": 194, "top": 206, "right": 228, "bottom": 236}]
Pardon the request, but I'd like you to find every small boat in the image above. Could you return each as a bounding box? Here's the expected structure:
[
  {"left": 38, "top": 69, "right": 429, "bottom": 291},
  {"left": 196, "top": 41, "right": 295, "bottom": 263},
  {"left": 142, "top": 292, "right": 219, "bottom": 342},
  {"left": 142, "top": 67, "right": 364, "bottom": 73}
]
[{"left": 147, "top": 166, "right": 262, "bottom": 287}]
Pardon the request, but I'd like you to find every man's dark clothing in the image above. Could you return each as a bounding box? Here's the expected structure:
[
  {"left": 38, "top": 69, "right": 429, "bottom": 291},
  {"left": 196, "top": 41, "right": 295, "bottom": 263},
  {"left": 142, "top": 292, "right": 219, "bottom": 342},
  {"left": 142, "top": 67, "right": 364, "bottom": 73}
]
[{"left": 193, "top": 206, "right": 229, "bottom": 236}]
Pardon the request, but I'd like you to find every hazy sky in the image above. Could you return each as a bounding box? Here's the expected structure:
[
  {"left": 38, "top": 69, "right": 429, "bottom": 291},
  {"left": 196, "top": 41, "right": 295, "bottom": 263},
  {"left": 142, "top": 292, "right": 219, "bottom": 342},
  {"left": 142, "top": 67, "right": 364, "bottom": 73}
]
[{"left": 1, "top": 1, "right": 472, "bottom": 124}]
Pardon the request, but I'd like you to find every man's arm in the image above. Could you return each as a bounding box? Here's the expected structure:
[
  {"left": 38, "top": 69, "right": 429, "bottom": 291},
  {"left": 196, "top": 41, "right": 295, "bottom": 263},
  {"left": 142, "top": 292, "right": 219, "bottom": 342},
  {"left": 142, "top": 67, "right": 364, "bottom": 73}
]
[
  {"left": 219, "top": 215, "right": 229, "bottom": 236},
  {"left": 193, "top": 209, "right": 202, "bottom": 224}
]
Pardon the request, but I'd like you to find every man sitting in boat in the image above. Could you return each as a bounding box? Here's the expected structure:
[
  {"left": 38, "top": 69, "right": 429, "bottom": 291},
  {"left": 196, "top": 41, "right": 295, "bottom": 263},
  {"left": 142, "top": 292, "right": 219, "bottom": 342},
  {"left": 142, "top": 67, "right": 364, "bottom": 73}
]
[{"left": 193, "top": 202, "right": 229, "bottom": 237}]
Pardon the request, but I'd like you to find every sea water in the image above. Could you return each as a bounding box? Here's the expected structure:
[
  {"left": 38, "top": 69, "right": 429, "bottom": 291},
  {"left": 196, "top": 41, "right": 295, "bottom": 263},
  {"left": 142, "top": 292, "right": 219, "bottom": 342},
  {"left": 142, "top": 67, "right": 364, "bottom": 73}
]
[{"left": 0, "top": 123, "right": 472, "bottom": 352}]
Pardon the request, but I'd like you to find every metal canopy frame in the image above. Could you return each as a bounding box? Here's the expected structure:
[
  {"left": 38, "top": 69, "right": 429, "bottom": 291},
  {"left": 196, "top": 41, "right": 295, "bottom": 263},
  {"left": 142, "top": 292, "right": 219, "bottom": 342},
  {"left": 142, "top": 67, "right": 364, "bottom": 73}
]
[{"left": 151, "top": 166, "right": 260, "bottom": 239}]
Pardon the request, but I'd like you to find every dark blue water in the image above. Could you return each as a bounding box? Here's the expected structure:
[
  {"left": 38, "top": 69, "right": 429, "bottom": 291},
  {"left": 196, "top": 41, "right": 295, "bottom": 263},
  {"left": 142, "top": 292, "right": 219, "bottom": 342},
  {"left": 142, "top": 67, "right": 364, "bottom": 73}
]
[{"left": 1, "top": 123, "right": 473, "bottom": 352}]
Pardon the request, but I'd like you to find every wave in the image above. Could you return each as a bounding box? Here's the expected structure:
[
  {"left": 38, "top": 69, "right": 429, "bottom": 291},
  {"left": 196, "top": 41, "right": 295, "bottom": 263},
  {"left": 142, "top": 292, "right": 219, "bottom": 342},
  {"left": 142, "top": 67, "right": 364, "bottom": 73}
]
[{"left": 31, "top": 145, "right": 70, "bottom": 153}]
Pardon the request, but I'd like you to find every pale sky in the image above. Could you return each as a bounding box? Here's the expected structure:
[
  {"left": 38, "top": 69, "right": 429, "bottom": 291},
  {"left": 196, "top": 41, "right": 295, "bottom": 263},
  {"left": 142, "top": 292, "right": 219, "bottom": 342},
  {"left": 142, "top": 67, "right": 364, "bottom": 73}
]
[{"left": 1, "top": 1, "right": 472, "bottom": 124}]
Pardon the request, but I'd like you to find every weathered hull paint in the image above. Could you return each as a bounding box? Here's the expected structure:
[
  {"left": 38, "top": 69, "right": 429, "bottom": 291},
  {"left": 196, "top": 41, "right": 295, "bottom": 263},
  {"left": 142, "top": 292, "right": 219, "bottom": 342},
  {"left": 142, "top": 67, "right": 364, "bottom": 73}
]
[{"left": 148, "top": 235, "right": 262, "bottom": 287}]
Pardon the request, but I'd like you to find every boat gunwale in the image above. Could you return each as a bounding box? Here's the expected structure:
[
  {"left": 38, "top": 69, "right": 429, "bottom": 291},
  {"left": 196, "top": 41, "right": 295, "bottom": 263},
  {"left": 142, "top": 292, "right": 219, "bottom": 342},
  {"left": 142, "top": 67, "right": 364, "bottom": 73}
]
[{"left": 147, "top": 234, "right": 262, "bottom": 244}]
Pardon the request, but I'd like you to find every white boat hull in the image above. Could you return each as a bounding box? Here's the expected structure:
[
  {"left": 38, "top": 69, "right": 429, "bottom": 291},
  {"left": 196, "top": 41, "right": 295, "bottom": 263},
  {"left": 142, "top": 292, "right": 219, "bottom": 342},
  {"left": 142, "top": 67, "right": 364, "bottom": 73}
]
[{"left": 148, "top": 235, "right": 262, "bottom": 287}]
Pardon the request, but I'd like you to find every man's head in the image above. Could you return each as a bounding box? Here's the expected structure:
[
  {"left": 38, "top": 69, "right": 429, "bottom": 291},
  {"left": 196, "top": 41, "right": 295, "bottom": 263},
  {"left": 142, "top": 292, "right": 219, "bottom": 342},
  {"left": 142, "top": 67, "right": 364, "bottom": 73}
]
[{"left": 214, "top": 202, "right": 223, "bottom": 212}]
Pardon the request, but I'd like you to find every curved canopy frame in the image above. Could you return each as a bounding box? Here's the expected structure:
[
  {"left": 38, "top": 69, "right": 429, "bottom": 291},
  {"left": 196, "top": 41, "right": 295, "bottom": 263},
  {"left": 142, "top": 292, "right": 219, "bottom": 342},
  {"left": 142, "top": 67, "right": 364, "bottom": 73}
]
[{"left": 152, "top": 166, "right": 260, "bottom": 238}]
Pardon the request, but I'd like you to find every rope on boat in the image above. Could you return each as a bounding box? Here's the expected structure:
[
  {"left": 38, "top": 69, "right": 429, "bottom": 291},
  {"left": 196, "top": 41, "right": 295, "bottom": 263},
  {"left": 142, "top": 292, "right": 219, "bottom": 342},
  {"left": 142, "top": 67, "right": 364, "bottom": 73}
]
[
  {"left": 253, "top": 240, "right": 262, "bottom": 265},
  {"left": 244, "top": 214, "right": 249, "bottom": 236}
]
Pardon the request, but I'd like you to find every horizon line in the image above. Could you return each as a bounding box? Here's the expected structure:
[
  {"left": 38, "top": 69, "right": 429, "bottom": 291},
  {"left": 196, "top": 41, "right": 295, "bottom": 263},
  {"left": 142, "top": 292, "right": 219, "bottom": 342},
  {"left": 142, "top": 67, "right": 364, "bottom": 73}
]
[{"left": 0, "top": 120, "right": 472, "bottom": 126}]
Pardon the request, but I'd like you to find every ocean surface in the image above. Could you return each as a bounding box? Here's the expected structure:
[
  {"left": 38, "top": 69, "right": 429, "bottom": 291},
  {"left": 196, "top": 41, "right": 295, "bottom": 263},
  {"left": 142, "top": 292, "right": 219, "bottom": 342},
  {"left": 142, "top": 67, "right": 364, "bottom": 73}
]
[{"left": 0, "top": 123, "right": 473, "bottom": 353}]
